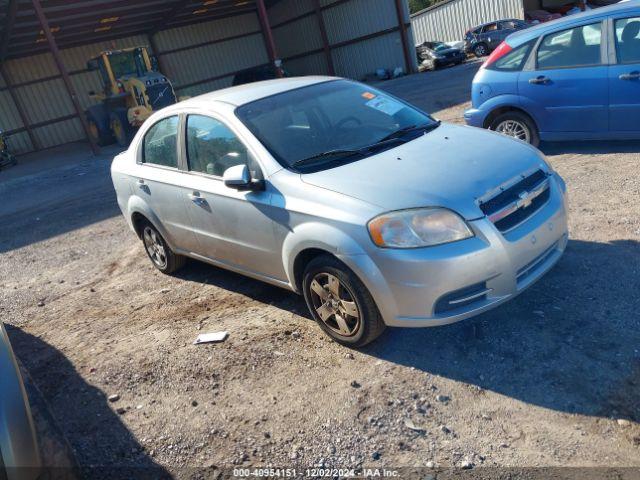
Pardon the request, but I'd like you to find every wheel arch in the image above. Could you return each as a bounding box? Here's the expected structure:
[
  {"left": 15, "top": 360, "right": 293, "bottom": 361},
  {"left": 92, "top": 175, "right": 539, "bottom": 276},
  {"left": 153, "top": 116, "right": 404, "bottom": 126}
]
[
  {"left": 483, "top": 105, "right": 539, "bottom": 132},
  {"left": 126, "top": 196, "right": 177, "bottom": 250}
]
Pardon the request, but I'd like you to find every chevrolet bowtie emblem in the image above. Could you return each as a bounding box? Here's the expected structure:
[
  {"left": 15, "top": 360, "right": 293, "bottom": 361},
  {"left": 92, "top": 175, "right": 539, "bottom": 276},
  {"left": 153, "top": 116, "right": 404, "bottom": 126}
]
[{"left": 517, "top": 190, "right": 533, "bottom": 209}]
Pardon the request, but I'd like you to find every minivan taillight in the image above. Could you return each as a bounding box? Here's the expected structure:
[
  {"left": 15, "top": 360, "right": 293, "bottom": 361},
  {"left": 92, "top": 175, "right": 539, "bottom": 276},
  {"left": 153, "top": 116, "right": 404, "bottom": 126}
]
[{"left": 481, "top": 41, "right": 513, "bottom": 69}]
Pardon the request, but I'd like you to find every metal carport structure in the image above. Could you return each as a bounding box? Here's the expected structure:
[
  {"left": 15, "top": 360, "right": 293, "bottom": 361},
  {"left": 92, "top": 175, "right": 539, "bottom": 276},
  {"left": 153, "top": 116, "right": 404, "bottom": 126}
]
[{"left": 0, "top": 0, "right": 417, "bottom": 156}]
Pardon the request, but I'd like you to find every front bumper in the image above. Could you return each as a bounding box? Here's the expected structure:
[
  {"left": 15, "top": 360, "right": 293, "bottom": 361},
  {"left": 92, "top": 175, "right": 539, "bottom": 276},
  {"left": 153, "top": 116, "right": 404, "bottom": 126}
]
[
  {"left": 464, "top": 107, "right": 487, "bottom": 128},
  {"left": 344, "top": 176, "right": 568, "bottom": 328}
]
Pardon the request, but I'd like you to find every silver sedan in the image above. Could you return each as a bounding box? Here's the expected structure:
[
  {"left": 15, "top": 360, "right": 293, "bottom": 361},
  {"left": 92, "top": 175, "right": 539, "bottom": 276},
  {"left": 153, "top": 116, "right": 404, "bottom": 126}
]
[{"left": 111, "top": 77, "right": 568, "bottom": 347}]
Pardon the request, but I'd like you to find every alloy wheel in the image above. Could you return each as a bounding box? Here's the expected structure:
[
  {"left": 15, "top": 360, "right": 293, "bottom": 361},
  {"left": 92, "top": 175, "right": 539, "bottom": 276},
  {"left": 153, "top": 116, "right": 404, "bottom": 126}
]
[
  {"left": 143, "top": 226, "right": 167, "bottom": 269},
  {"left": 309, "top": 273, "right": 360, "bottom": 337},
  {"left": 495, "top": 119, "right": 531, "bottom": 143}
]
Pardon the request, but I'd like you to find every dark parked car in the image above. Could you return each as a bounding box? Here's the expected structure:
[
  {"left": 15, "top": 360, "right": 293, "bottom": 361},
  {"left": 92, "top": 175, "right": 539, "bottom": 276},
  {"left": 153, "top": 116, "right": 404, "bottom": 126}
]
[
  {"left": 232, "top": 64, "right": 288, "bottom": 86},
  {"left": 416, "top": 41, "right": 466, "bottom": 70},
  {"left": 464, "top": 19, "right": 529, "bottom": 57}
]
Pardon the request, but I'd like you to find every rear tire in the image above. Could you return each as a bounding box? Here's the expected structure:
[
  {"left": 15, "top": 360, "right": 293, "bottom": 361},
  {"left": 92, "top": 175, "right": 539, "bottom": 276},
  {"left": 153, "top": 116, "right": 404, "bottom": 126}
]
[
  {"left": 473, "top": 43, "right": 489, "bottom": 57},
  {"left": 139, "top": 220, "right": 186, "bottom": 274},
  {"left": 489, "top": 111, "right": 540, "bottom": 147},
  {"left": 302, "top": 255, "right": 386, "bottom": 348}
]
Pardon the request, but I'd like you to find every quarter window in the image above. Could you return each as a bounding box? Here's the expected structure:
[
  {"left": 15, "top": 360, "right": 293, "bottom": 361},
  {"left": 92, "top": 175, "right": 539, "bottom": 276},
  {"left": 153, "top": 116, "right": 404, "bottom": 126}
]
[
  {"left": 143, "top": 116, "right": 179, "bottom": 168},
  {"left": 615, "top": 17, "right": 640, "bottom": 64},
  {"left": 186, "top": 115, "right": 248, "bottom": 177},
  {"left": 490, "top": 41, "right": 534, "bottom": 71},
  {"left": 537, "top": 23, "right": 602, "bottom": 69}
]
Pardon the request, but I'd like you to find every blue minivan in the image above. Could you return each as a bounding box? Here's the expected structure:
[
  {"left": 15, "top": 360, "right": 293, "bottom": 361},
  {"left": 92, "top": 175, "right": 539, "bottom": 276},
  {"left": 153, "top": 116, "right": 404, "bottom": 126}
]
[{"left": 464, "top": 1, "right": 640, "bottom": 146}]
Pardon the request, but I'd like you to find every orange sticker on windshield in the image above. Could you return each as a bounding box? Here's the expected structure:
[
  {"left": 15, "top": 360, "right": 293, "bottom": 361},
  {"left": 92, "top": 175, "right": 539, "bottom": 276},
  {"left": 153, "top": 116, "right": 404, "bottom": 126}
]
[{"left": 362, "top": 92, "right": 376, "bottom": 100}]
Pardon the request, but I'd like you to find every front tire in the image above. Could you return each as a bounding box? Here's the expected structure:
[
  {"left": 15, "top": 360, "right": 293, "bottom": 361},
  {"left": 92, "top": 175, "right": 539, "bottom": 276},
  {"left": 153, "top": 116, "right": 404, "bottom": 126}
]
[
  {"left": 140, "top": 220, "right": 186, "bottom": 274},
  {"left": 473, "top": 43, "right": 489, "bottom": 57},
  {"left": 110, "top": 109, "right": 134, "bottom": 147},
  {"left": 302, "top": 255, "right": 386, "bottom": 347},
  {"left": 489, "top": 111, "right": 540, "bottom": 147}
]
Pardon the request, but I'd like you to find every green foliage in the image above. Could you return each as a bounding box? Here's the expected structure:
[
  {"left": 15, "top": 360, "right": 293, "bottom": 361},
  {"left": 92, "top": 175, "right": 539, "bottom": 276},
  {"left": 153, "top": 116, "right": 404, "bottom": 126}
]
[{"left": 409, "top": 0, "right": 445, "bottom": 14}]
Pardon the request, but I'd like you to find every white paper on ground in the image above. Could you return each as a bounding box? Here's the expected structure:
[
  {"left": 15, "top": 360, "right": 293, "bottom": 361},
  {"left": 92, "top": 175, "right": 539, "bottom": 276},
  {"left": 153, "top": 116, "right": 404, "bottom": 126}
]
[{"left": 193, "top": 331, "right": 229, "bottom": 345}]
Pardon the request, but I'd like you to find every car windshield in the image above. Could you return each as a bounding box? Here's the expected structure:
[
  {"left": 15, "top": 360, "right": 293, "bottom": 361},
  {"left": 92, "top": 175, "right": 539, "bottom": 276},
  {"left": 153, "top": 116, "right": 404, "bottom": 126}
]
[{"left": 235, "top": 80, "right": 438, "bottom": 172}]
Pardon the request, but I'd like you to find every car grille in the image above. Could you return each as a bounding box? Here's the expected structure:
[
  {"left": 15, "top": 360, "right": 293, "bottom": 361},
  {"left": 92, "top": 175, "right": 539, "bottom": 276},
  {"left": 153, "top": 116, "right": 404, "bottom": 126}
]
[
  {"left": 147, "top": 83, "right": 176, "bottom": 110},
  {"left": 434, "top": 282, "right": 491, "bottom": 314},
  {"left": 480, "top": 170, "right": 550, "bottom": 232}
]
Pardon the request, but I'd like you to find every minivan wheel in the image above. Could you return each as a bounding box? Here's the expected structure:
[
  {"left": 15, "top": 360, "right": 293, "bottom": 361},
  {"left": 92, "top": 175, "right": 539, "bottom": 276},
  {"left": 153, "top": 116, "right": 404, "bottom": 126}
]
[
  {"left": 490, "top": 111, "right": 540, "bottom": 147},
  {"left": 302, "top": 255, "right": 386, "bottom": 347},
  {"left": 140, "top": 220, "right": 186, "bottom": 274},
  {"left": 473, "top": 43, "right": 488, "bottom": 57}
]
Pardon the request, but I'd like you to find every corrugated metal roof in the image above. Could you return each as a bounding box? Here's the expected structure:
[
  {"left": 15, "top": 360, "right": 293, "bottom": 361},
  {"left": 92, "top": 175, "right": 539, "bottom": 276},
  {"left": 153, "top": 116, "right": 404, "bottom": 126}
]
[{"left": 0, "top": 0, "right": 284, "bottom": 60}]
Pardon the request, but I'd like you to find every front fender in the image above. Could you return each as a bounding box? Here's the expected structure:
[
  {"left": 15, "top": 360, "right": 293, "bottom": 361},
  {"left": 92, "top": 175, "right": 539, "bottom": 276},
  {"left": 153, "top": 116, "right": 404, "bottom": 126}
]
[
  {"left": 282, "top": 222, "right": 368, "bottom": 289},
  {"left": 280, "top": 223, "right": 399, "bottom": 324}
]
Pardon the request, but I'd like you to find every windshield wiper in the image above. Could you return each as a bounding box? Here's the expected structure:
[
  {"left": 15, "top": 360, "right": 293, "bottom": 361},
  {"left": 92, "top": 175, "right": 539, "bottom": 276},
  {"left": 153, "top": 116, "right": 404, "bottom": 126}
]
[
  {"left": 291, "top": 148, "right": 365, "bottom": 169},
  {"left": 379, "top": 121, "right": 441, "bottom": 142},
  {"left": 291, "top": 122, "right": 442, "bottom": 170}
]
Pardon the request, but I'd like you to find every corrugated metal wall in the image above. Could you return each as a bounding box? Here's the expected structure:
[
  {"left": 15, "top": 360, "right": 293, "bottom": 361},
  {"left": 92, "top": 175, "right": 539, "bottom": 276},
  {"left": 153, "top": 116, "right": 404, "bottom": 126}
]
[
  {"left": 411, "top": 0, "right": 524, "bottom": 44},
  {"left": 0, "top": 0, "right": 415, "bottom": 156},
  {"left": 154, "top": 13, "right": 269, "bottom": 97}
]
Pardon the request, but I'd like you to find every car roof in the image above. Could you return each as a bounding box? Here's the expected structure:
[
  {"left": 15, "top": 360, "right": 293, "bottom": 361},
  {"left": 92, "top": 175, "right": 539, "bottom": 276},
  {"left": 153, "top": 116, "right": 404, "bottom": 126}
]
[
  {"left": 172, "top": 76, "right": 338, "bottom": 109},
  {"left": 507, "top": 1, "right": 640, "bottom": 45},
  {"left": 473, "top": 18, "right": 521, "bottom": 28}
]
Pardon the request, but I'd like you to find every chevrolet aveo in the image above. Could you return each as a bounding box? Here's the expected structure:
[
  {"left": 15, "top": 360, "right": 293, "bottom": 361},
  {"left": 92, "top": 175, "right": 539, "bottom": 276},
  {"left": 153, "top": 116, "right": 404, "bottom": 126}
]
[{"left": 111, "top": 77, "right": 569, "bottom": 347}]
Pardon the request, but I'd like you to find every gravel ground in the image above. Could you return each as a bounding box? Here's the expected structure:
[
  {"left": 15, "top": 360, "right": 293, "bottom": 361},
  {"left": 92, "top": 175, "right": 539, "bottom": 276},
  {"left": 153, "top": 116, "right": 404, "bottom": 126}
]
[{"left": 1, "top": 63, "right": 639, "bottom": 478}]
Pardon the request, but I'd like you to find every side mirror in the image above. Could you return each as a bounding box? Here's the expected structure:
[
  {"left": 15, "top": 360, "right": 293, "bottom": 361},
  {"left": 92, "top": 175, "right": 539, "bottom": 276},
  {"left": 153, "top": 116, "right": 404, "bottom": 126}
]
[{"left": 223, "top": 164, "right": 264, "bottom": 191}]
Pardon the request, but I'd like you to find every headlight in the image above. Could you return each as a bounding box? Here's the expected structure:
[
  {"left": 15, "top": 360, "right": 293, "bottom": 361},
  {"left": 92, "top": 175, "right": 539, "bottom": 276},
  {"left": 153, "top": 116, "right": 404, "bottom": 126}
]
[{"left": 368, "top": 208, "right": 473, "bottom": 249}]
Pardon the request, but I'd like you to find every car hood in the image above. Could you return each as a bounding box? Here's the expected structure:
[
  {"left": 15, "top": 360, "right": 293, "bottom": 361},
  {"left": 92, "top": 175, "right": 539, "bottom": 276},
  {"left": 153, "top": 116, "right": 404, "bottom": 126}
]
[
  {"left": 434, "top": 47, "right": 462, "bottom": 55},
  {"left": 300, "top": 123, "right": 549, "bottom": 220}
]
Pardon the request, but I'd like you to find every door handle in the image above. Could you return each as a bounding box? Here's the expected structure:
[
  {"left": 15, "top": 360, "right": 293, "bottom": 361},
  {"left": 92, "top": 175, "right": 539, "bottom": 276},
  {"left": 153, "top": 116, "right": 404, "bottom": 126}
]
[
  {"left": 620, "top": 71, "right": 640, "bottom": 81},
  {"left": 188, "top": 192, "right": 208, "bottom": 207},
  {"left": 529, "top": 76, "right": 550, "bottom": 85},
  {"left": 136, "top": 179, "right": 147, "bottom": 190}
]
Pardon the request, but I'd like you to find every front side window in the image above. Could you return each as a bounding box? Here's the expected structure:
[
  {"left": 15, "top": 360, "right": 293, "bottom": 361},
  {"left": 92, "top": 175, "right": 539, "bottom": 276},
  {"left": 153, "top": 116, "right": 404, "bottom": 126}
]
[
  {"left": 186, "top": 115, "right": 248, "bottom": 177},
  {"left": 143, "top": 116, "right": 179, "bottom": 168},
  {"left": 615, "top": 17, "right": 640, "bottom": 64},
  {"left": 235, "top": 80, "right": 438, "bottom": 172},
  {"left": 537, "top": 23, "right": 602, "bottom": 69},
  {"left": 490, "top": 41, "right": 534, "bottom": 71}
]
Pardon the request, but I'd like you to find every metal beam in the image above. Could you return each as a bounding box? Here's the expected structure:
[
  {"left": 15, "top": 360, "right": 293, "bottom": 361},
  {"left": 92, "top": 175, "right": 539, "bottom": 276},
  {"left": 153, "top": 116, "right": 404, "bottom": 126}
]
[
  {"left": 255, "top": 0, "right": 282, "bottom": 78},
  {"left": 394, "top": 0, "right": 414, "bottom": 74},
  {"left": 0, "top": 63, "right": 39, "bottom": 150},
  {"left": 0, "top": 0, "right": 19, "bottom": 61},
  {"left": 31, "top": 0, "right": 99, "bottom": 155},
  {"left": 312, "top": 0, "right": 335, "bottom": 76}
]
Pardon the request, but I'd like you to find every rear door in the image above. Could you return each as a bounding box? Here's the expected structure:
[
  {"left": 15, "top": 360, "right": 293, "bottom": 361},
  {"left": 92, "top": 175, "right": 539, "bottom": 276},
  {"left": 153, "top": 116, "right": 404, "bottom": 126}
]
[
  {"left": 609, "top": 15, "right": 640, "bottom": 133},
  {"left": 130, "top": 115, "right": 200, "bottom": 252},
  {"left": 518, "top": 22, "right": 609, "bottom": 137}
]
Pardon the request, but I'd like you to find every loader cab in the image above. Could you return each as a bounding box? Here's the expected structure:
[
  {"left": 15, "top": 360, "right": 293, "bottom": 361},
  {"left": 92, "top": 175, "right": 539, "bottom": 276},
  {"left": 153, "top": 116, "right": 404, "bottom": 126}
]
[{"left": 87, "top": 47, "right": 153, "bottom": 97}]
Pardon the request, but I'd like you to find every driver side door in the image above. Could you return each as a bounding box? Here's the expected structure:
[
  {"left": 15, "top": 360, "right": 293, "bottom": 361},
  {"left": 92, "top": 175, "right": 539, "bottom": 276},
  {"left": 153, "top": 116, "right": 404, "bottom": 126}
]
[{"left": 179, "top": 114, "right": 287, "bottom": 283}]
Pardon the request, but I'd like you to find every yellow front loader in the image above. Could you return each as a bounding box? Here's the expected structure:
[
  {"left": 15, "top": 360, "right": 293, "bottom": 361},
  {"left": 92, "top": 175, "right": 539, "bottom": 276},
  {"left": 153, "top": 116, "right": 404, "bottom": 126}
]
[{"left": 85, "top": 47, "right": 177, "bottom": 147}]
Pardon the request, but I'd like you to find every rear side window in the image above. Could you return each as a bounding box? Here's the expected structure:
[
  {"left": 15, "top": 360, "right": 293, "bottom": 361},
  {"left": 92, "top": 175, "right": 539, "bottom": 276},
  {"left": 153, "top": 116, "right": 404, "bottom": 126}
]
[
  {"left": 186, "top": 115, "right": 248, "bottom": 177},
  {"left": 615, "top": 17, "right": 640, "bottom": 64},
  {"left": 537, "top": 23, "right": 602, "bottom": 69},
  {"left": 143, "top": 116, "right": 179, "bottom": 168},
  {"left": 489, "top": 41, "right": 534, "bottom": 71}
]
